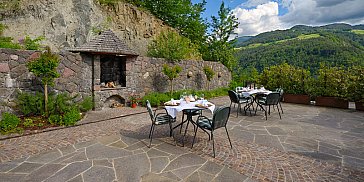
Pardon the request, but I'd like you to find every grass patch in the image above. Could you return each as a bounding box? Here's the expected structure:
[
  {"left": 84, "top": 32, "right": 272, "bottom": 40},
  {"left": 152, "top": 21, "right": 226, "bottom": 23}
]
[
  {"left": 351, "top": 29, "right": 364, "bottom": 35},
  {"left": 242, "top": 34, "right": 321, "bottom": 49}
]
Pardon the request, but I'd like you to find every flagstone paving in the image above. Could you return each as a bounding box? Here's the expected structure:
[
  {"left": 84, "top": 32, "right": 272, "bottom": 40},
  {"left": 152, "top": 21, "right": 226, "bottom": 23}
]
[{"left": 0, "top": 96, "right": 363, "bottom": 181}]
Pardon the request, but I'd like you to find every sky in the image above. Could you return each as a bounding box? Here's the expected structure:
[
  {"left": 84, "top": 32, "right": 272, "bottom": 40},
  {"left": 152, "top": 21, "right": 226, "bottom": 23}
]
[{"left": 192, "top": 0, "right": 364, "bottom": 36}]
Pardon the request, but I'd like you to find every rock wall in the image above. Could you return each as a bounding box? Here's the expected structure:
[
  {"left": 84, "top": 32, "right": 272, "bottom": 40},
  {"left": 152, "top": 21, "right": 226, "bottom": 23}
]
[
  {"left": 0, "top": 0, "right": 171, "bottom": 55},
  {"left": 0, "top": 48, "right": 231, "bottom": 112}
]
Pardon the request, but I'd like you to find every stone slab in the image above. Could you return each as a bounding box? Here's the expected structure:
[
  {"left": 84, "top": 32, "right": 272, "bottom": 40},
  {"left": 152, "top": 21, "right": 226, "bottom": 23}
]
[{"left": 83, "top": 166, "right": 115, "bottom": 182}]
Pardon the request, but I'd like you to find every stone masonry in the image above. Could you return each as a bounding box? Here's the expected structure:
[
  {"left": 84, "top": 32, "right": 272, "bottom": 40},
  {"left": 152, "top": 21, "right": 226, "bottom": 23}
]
[{"left": 0, "top": 48, "right": 231, "bottom": 112}]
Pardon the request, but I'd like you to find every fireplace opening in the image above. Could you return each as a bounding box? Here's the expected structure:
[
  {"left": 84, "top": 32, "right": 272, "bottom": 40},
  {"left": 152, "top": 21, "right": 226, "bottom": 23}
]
[
  {"left": 105, "top": 95, "right": 125, "bottom": 108},
  {"left": 100, "top": 55, "right": 126, "bottom": 88}
]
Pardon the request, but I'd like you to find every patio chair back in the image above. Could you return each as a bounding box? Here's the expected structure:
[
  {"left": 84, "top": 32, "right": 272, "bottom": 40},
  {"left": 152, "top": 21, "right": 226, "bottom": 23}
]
[
  {"left": 228, "top": 90, "right": 240, "bottom": 103},
  {"left": 212, "top": 106, "right": 231, "bottom": 130},
  {"left": 146, "top": 100, "right": 155, "bottom": 121},
  {"left": 266, "top": 92, "right": 280, "bottom": 105},
  {"left": 236, "top": 87, "right": 244, "bottom": 93}
]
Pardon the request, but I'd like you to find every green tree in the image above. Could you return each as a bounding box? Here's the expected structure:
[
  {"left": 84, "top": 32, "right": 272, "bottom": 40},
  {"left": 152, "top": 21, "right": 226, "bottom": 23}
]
[
  {"left": 203, "top": 1, "right": 239, "bottom": 70},
  {"left": 162, "top": 64, "right": 182, "bottom": 96},
  {"left": 26, "top": 47, "right": 60, "bottom": 116},
  {"left": 203, "top": 66, "right": 215, "bottom": 90},
  {"left": 147, "top": 30, "right": 201, "bottom": 61}
]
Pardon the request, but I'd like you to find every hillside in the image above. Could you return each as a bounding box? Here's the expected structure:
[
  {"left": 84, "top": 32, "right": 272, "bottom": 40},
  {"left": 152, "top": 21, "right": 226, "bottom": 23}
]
[
  {"left": 0, "top": 0, "right": 172, "bottom": 54},
  {"left": 235, "top": 23, "right": 364, "bottom": 72}
]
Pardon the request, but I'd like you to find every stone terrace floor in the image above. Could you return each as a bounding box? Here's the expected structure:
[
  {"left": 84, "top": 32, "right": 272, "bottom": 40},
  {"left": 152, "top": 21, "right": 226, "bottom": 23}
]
[{"left": 0, "top": 96, "right": 363, "bottom": 181}]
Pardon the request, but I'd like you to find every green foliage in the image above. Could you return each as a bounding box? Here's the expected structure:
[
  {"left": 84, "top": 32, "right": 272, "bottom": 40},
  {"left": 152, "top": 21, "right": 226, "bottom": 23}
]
[
  {"left": 311, "top": 64, "right": 348, "bottom": 98},
  {"left": 258, "top": 63, "right": 311, "bottom": 95},
  {"left": 22, "top": 35, "right": 44, "bottom": 50},
  {"left": 23, "top": 118, "right": 35, "bottom": 128},
  {"left": 16, "top": 91, "right": 45, "bottom": 116},
  {"left": 162, "top": 64, "right": 182, "bottom": 95},
  {"left": 78, "top": 96, "right": 94, "bottom": 112},
  {"left": 203, "top": 66, "right": 215, "bottom": 81},
  {"left": 0, "top": 23, "right": 22, "bottom": 49},
  {"left": 47, "top": 93, "right": 74, "bottom": 115},
  {"left": 202, "top": 2, "right": 239, "bottom": 70},
  {"left": 0, "top": 0, "right": 21, "bottom": 12},
  {"left": 148, "top": 30, "right": 202, "bottom": 61},
  {"left": 235, "top": 24, "right": 364, "bottom": 73},
  {"left": 0, "top": 23, "right": 7, "bottom": 36},
  {"left": 141, "top": 92, "right": 170, "bottom": 107},
  {"left": 131, "top": 0, "right": 207, "bottom": 47},
  {"left": 347, "top": 66, "right": 364, "bottom": 102},
  {"left": 48, "top": 114, "right": 63, "bottom": 125},
  {"left": 26, "top": 47, "right": 60, "bottom": 87},
  {"left": 203, "top": 66, "right": 215, "bottom": 90},
  {"left": 63, "top": 107, "right": 81, "bottom": 126},
  {"left": 0, "top": 112, "right": 21, "bottom": 134},
  {"left": 142, "top": 87, "right": 229, "bottom": 107},
  {"left": 97, "top": 0, "right": 119, "bottom": 6}
]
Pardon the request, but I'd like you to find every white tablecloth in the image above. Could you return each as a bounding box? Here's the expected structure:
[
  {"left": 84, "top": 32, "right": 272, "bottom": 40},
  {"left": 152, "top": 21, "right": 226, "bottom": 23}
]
[
  {"left": 165, "top": 100, "right": 215, "bottom": 118},
  {"left": 239, "top": 89, "right": 272, "bottom": 97}
]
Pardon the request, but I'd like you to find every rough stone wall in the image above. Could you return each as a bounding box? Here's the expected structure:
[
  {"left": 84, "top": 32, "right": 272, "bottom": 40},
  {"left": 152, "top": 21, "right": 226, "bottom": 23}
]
[
  {"left": 0, "top": 48, "right": 92, "bottom": 114},
  {"left": 0, "top": 49, "right": 231, "bottom": 112},
  {"left": 0, "top": 0, "right": 171, "bottom": 55},
  {"left": 133, "top": 57, "right": 231, "bottom": 94}
]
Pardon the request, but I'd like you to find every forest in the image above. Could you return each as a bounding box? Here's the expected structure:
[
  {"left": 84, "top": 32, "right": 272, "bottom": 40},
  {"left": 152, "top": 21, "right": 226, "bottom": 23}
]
[{"left": 235, "top": 23, "right": 364, "bottom": 73}]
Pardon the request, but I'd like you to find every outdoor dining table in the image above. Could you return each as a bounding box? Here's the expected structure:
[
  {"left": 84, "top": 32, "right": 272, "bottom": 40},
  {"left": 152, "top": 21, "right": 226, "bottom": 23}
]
[
  {"left": 237, "top": 88, "right": 272, "bottom": 114},
  {"left": 164, "top": 99, "right": 215, "bottom": 146}
]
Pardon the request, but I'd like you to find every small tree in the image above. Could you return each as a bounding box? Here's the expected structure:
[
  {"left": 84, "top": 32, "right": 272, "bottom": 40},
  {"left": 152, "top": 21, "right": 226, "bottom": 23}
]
[
  {"left": 203, "top": 66, "right": 215, "bottom": 90},
  {"left": 27, "top": 47, "right": 60, "bottom": 116},
  {"left": 162, "top": 64, "right": 182, "bottom": 96}
]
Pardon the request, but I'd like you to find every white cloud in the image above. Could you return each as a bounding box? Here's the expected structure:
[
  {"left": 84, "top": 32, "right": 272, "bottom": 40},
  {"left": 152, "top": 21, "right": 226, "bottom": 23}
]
[
  {"left": 281, "top": 0, "right": 364, "bottom": 26},
  {"left": 232, "top": 2, "right": 284, "bottom": 36},
  {"left": 231, "top": 0, "right": 364, "bottom": 36}
]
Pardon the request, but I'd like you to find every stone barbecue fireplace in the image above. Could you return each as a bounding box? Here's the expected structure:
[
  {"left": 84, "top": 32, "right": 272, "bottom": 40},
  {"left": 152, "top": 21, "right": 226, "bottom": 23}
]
[
  {"left": 68, "top": 30, "right": 139, "bottom": 109},
  {"left": 100, "top": 55, "right": 126, "bottom": 88}
]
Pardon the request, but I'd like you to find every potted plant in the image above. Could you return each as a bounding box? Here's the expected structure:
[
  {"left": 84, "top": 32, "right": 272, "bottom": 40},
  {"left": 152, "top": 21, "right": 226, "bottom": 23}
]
[
  {"left": 312, "top": 65, "right": 349, "bottom": 109},
  {"left": 129, "top": 94, "right": 140, "bottom": 108},
  {"left": 347, "top": 66, "right": 364, "bottom": 111}
]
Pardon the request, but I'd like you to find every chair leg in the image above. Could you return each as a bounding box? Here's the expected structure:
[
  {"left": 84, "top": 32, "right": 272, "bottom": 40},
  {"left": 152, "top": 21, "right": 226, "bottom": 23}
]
[
  {"left": 265, "top": 106, "right": 268, "bottom": 120},
  {"left": 277, "top": 105, "right": 282, "bottom": 119},
  {"left": 279, "top": 102, "right": 283, "bottom": 114},
  {"left": 148, "top": 124, "right": 154, "bottom": 138},
  {"left": 225, "top": 127, "right": 232, "bottom": 149},
  {"left": 268, "top": 105, "right": 271, "bottom": 115},
  {"left": 182, "top": 120, "right": 191, "bottom": 147},
  {"left": 149, "top": 124, "right": 155, "bottom": 147},
  {"left": 191, "top": 124, "right": 199, "bottom": 148},
  {"left": 180, "top": 113, "right": 185, "bottom": 133},
  {"left": 211, "top": 132, "right": 215, "bottom": 158},
  {"left": 236, "top": 104, "right": 240, "bottom": 117},
  {"left": 168, "top": 122, "right": 173, "bottom": 137}
]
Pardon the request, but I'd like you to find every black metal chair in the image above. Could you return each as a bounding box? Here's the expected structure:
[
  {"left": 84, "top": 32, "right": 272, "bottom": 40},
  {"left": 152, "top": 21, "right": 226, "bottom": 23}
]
[
  {"left": 276, "top": 88, "right": 284, "bottom": 113},
  {"left": 255, "top": 92, "right": 282, "bottom": 120},
  {"left": 146, "top": 100, "right": 176, "bottom": 147},
  {"left": 228, "top": 90, "right": 251, "bottom": 117},
  {"left": 192, "top": 106, "right": 232, "bottom": 157}
]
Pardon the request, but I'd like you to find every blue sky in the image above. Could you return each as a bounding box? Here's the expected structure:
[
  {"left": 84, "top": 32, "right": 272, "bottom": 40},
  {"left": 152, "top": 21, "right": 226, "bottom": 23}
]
[{"left": 192, "top": 0, "right": 364, "bottom": 36}]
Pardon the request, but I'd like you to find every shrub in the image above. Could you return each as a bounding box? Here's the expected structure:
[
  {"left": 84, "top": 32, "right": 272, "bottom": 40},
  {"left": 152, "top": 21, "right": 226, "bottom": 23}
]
[
  {"left": 22, "top": 35, "right": 44, "bottom": 50},
  {"left": 259, "top": 63, "right": 311, "bottom": 95},
  {"left": 311, "top": 64, "right": 348, "bottom": 98},
  {"left": 78, "top": 96, "right": 94, "bottom": 112},
  {"left": 48, "top": 114, "right": 63, "bottom": 125},
  {"left": 48, "top": 92, "right": 74, "bottom": 115},
  {"left": 16, "top": 91, "right": 45, "bottom": 116},
  {"left": 63, "top": 107, "right": 81, "bottom": 126},
  {"left": 0, "top": 112, "right": 21, "bottom": 134},
  {"left": 347, "top": 66, "right": 364, "bottom": 102},
  {"left": 23, "top": 118, "right": 35, "bottom": 128},
  {"left": 147, "top": 30, "right": 202, "bottom": 62},
  {"left": 142, "top": 92, "right": 170, "bottom": 107}
]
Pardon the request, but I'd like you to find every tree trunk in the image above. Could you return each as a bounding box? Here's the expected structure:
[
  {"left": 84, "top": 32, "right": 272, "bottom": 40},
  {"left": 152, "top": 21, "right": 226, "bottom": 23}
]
[
  {"left": 44, "top": 83, "right": 48, "bottom": 116},
  {"left": 170, "top": 79, "right": 173, "bottom": 97}
]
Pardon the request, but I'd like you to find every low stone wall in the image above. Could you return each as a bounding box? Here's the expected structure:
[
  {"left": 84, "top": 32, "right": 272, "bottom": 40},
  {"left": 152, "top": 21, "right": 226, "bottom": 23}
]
[
  {"left": 0, "top": 48, "right": 231, "bottom": 113},
  {"left": 0, "top": 49, "right": 92, "bottom": 114}
]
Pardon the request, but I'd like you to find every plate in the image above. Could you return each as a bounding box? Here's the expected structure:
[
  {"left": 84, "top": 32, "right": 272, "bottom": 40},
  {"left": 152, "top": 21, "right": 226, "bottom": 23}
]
[{"left": 164, "top": 103, "right": 180, "bottom": 106}]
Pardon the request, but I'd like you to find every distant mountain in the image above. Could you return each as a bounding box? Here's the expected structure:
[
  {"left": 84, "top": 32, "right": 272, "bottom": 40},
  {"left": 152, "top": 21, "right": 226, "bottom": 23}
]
[
  {"left": 234, "top": 23, "right": 364, "bottom": 72},
  {"left": 233, "top": 36, "right": 253, "bottom": 46}
]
